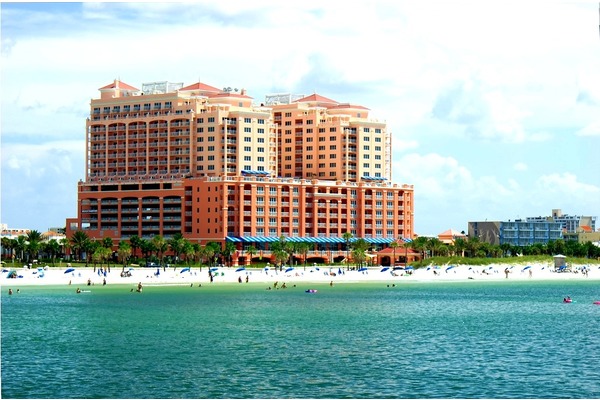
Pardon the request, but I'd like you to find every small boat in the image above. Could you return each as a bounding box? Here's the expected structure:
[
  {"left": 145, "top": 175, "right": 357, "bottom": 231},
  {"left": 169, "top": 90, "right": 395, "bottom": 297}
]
[
  {"left": 563, "top": 298, "right": 572, "bottom": 303},
  {"left": 305, "top": 289, "right": 317, "bottom": 293},
  {"left": 593, "top": 301, "right": 600, "bottom": 305}
]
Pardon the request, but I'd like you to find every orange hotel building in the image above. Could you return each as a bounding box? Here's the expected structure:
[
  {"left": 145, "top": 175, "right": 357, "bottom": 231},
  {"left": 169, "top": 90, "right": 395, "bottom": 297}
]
[{"left": 65, "top": 79, "right": 414, "bottom": 263}]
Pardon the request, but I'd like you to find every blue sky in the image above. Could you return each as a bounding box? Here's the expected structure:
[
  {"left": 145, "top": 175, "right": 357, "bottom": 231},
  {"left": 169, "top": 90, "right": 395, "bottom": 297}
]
[{"left": 1, "top": 1, "right": 599, "bottom": 235}]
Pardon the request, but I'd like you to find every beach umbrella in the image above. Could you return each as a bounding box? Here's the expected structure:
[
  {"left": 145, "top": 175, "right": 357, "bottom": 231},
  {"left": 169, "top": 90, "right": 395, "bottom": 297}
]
[
  {"left": 285, "top": 267, "right": 294, "bottom": 273},
  {"left": 405, "top": 266, "right": 414, "bottom": 270},
  {"left": 180, "top": 267, "right": 190, "bottom": 273},
  {"left": 380, "top": 267, "right": 390, "bottom": 272},
  {"left": 210, "top": 267, "right": 219, "bottom": 272},
  {"left": 445, "top": 266, "right": 455, "bottom": 272},
  {"left": 7, "top": 270, "right": 17, "bottom": 278},
  {"left": 264, "top": 267, "right": 269, "bottom": 271},
  {"left": 522, "top": 266, "right": 532, "bottom": 272},
  {"left": 64, "top": 268, "right": 75, "bottom": 274},
  {"left": 358, "top": 267, "right": 368, "bottom": 272},
  {"left": 235, "top": 267, "right": 246, "bottom": 272}
]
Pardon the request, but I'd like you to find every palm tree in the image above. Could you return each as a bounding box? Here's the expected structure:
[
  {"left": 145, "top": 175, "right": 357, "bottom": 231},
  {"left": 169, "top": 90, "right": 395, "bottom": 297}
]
[
  {"left": 246, "top": 245, "right": 257, "bottom": 265},
  {"left": 14, "top": 236, "right": 27, "bottom": 263},
  {"left": 1, "top": 237, "right": 13, "bottom": 259},
  {"left": 389, "top": 240, "right": 399, "bottom": 266},
  {"left": 351, "top": 238, "right": 369, "bottom": 269},
  {"left": 453, "top": 237, "right": 467, "bottom": 257},
  {"left": 152, "top": 235, "right": 168, "bottom": 267},
  {"left": 411, "top": 236, "right": 429, "bottom": 261},
  {"left": 70, "top": 231, "right": 90, "bottom": 262},
  {"left": 343, "top": 232, "right": 353, "bottom": 270},
  {"left": 129, "top": 235, "right": 142, "bottom": 260},
  {"left": 26, "top": 230, "right": 43, "bottom": 264},
  {"left": 203, "top": 242, "right": 221, "bottom": 268},
  {"left": 222, "top": 241, "right": 237, "bottom": 267},
  {"left": 402, "top": 240, "right": 412, "bottom": 266},
  {"left": 117, "top": 240, "right": 132, "bottom": 267},
  {"left": 45, "top": 239, "right": 61, "bottom": 266},
  {"left": 168, "top": 233, "right": 186, "bottom": 266},
  {"left": 427, "top": 237, "right": 444, "bottom": 258},
  {"left": 295, "top": 242, "right": 311, "bottom": 270}
]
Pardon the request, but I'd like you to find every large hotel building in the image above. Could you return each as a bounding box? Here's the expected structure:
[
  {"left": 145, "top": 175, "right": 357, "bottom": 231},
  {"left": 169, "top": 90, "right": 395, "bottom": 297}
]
[{"left": 66, "top": 80, "right": 414, "bottom": 263}]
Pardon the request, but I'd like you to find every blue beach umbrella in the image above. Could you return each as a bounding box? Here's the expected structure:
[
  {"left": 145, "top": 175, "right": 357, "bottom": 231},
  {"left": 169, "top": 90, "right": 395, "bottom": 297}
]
[
  {"left": 446, "top": 266, "right": 455, "bottom": 272},
  {"left": 285, "top": 267, "right": 294, "bottom": 273},
  {"left": 522, "top": 266, "right": 532, "bottom": 272},
  {"left": 235, "top": 267, "right": 246, "bottom": 272},
  {"left": 180, "top": 267, "right": 190, "bottom": 273},
  {"left": 358, "top": 267, "right": 368, "bottom": 272},
  {"left": 380, "top": 267, "right": 390, "bottom": 272},
  {"left": 210, "top": 267, "right": 219, "bottom": 272},
  {"left": 64, "top": 268, "right": 75, "bottom": 274}
]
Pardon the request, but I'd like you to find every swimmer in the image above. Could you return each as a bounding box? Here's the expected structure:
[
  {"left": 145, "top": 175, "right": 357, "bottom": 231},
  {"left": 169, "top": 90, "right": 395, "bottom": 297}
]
[
  {"left": 76, "top": 288, "right": 81, "bottom": 294},
  {"left": 8, "top": 288, "right": 13, "bottom": 295}
]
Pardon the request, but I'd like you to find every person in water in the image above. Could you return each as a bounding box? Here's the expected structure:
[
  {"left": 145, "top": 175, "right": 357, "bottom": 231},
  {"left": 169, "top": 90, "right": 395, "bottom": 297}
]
[{"left": 76, "top": 288, "right": 82, "bottom": 294}]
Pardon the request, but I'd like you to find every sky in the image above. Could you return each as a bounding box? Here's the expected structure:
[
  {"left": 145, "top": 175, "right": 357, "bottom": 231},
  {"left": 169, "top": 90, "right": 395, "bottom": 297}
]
[{"left": 1, "top": 1, "right": 599, "bottom": 236}]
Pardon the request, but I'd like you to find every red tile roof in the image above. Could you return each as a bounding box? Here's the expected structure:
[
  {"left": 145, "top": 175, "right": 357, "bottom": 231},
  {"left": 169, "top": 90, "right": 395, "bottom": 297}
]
[
  {"left": 179, "top": 82, "right": 222, "bottom": 93},
  {"left": 99, "top": 80, "right": 139, "bottom": 91},
  {"left": 295, "top": 93, "right": 339, "bottom": 105}
]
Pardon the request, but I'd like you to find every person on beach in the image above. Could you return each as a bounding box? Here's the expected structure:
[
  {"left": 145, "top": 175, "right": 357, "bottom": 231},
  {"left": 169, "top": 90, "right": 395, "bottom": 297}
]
[
  {"left": 246, "top": 275, "right": 249, "bottom": 283},
  {"left": 504, "top": 268, "right": 510, "bottom": 278},
  {"left": 137, "top": 282, "right": 143, "bottom": 293},
  {"left": 238, "top": 276, "right": 242, "bottom": 283},
  {"left": 87, "top": 278, "right": 91, "bottom": 286}
]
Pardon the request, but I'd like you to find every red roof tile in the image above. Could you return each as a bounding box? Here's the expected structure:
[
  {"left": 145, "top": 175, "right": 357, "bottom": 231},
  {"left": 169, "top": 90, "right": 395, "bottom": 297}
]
[
  {"left": 295, "top": 93, "right": 339, "bottom": 105},
  {"left": 179, "top": 82, "right": 222, "bottom": 93},
  {"left": 99, "top": 80, "right": 139, "bottom": 91}
]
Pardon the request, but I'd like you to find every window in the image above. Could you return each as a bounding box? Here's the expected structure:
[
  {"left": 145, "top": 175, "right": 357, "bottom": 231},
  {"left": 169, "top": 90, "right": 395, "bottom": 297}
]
[
  {"left": 244, "top": 156, "right": 251, "bottom": 161},
  {"left": 257, "top": 128, "right": 264, "bottom": 134},
  {"left": 330, "top": 136, "right": 336, "bottom": 141},
  {"left": 319, "top": 154, "right": 325, "bottom": 159},
  {"left": 285, "top": 121, "right": 292, "bottom": 126},
  {"left": 363, "top": 163, "right": 370, "bottom": 168},
  {"left": 306, "top": 128, "right": 313, "bottom": 133},
  {"left": 319, "top": 163, "right": 325, "bottom": 168},
  {"left": 244, "top": 127, "right": 251, "bottom": 133},
  {"left": 306, "top": 155, "right": 313, "bottom": 160},
  {"left": 207, "top": 127, "right": 215, "bottom": 132},
  {"left": 375, "top": 128, "right": 382, "bottom": 133},
  {"left": 363, "top": 136, "right": 370, "bottom": 141},
  {"left": 196, "top": 156, "right": 204, "bottom": 161},
  {"left": 257, "top": 138, "right": 265, "bottom": 143},
  {"left": 208, "top": 136, "right": 215, "bottom": 142},
  {"left": 285, "top": 112, "right": 292, "bottom": 117},
  {"left": 306, "top": 137, "right": 313, "bottom": 142},
  {"left": 330, "top": 145, "right": 336, "bottom": 150},
  {"left": 208, "top": 165, "right": 214, "bottom": 170},
  {"left": 329, "top": 163, "right": 336, "bottom": 168},
  {"left": 364, "top": 145, "right": 370, "bottom": 151},
  {"left": 257, "top": 119, "right": 265, "bottom": 124},
  {"left": 144, "top": 103, "right": 151, "bottom": 111},
  {"left": 208, "top": 117, "right": 215, "bottom": 123},
  {"left": 197, "top": 118, "right": 204, "bottom": 123},
  {"left": 319, "top": 137, "right": 325, "bottom": 142},
  {"left": 197, "top": 127, "right": 204, "bottom": 133},
  {"left": 306, "top": 146, "right": 313, "bottom": 151},
  {"left": 165, "top": 101, "right": 172, "bottom": 109},
  {"left": 197, "top": 146, "right": 204, "bottom": 152},
  {"left": 208, "top": 146, "right": 215, "bottom": 151},
  {"left": 208, "top": 155, "right": 215, "bottom": 161},
  {"left": 364, "top": 154, "right": 370, "bottom": 159},
  {"left": 330, "top": 154, "right": 336, "bottom": 159},
  {"left": 307, "top": 120, "right": 313, "bottom": 125},
  {"left": 244, "top": 146, "right": 251, "bottom": 152},
  {"left": 123, "top": 105, "right": 130, "bottom": 112},
  {"left": 319, "top": 146, "right": 325, "bottom": 151},
  {"left": 329, "top": 127, "right": 336, "bottom": 132},
  {"left": 244, "top": 118, "right": 251, "bottom": 123},
  {"left": 285, "top": 156, "right": 292, "bottom": 160},
  {"left": 257, "top": 147, "right": 264, "bottom": 152},
  {"left": 257, "top": 156, "right": 264, "bottom": 162},
  {"left": 153, "top": 102, "right": 161, "bottom": 110},
  {"left": 133, "top": 104, "right": 141, "bottom": 111},
  {"left": 244, "top": 137, "right": 252, "bottom": 142},
  {"left": 375, "top": 137, "right": 382, "bottom": 142},
  {"left": 285, "top": 138, "right": 292, "bottom": 143},
  {"left": 375, "top": 164, "right": 381, "bottom": 169}
]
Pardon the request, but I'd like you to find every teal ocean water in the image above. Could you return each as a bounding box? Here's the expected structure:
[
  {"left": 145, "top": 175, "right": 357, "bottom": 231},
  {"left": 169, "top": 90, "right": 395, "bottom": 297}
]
[{"left": 2, "top": 280, "right": 600, "bottom": 399}]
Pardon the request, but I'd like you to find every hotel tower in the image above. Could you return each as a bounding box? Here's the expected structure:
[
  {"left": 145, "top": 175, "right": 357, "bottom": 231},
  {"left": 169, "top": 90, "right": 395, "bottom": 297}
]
[{"left": 66, "top": 80, "right": 414, "bottom": 263}]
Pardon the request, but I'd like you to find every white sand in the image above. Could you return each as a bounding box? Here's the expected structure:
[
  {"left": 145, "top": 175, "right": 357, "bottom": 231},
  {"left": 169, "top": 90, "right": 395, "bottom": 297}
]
[{"left": 2, "top": 261, "right": 599, "bottom": 289}]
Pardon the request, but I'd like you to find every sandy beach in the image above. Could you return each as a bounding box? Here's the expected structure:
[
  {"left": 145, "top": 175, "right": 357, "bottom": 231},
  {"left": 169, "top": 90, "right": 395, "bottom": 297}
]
[{"left": 2, "top": 261, "right": 599, "bottom": 289}]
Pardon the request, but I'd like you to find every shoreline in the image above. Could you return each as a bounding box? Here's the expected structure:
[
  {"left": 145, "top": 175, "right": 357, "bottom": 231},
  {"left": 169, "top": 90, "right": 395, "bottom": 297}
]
[{"left": 2, "top": 261, "right": 599, "bottom": 289}]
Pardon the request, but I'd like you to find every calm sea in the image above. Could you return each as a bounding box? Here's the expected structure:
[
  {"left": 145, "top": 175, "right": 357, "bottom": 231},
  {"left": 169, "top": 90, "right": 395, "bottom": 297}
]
[{"left": 2, "top": 280, "right": 600, "bottom": 399}]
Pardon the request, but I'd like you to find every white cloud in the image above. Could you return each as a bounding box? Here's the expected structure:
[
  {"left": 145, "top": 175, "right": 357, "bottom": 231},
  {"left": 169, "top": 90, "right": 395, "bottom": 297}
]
[
  {"left": 513, "top": 162, "right": 528, "bottom": 172},
  {"left": 576, "top": 121, "right": 600, "bottom": 137}
]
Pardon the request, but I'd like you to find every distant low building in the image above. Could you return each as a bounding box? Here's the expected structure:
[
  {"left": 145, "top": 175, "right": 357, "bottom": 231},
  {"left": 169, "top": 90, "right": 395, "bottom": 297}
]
[
  {"left": 468, "top": 220, "right": 562, "bottom": 246},
  {"left": 526, "top": 209, "right": 596, "bottom": 233}
]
